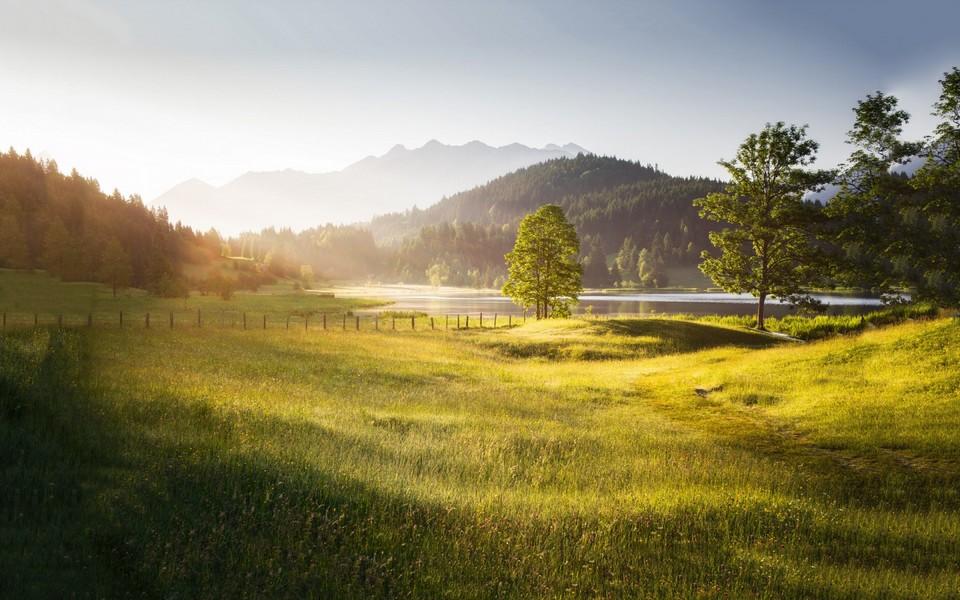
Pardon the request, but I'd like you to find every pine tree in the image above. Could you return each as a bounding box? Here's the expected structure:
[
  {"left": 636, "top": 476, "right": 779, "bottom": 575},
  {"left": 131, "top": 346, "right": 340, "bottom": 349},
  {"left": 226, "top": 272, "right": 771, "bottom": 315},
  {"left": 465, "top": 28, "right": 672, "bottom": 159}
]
[
  {"left": 503, "top": 205, "right": 583, "bottom": 318},
  {"left": 0, "top": 215, "right": 30, "bottom": 269},
  {"left": 99, "top": 238, "right": 133, "bottom": 297},
  {"left": 614, "top": 237, "right": 638, "bottom": 285},
  {"left": 40, "top": 217, "right": 71, "bottom": 277},
  {"left": 637, "top": 246, "right": 669, "bottom": 288},
  {"left": 582, "top": 239, "right": 612, "bottom": 288}
]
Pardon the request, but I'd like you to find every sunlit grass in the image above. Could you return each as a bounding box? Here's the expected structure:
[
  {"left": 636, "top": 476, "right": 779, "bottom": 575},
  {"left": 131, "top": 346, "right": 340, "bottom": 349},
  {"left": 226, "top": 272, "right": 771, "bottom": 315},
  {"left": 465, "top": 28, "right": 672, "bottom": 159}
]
[
  {"left": 0, "top": 268, "right": 385, "bottom": 318},
  {"left": 2, "top": 298, "right": 958, "bottom": 596}
]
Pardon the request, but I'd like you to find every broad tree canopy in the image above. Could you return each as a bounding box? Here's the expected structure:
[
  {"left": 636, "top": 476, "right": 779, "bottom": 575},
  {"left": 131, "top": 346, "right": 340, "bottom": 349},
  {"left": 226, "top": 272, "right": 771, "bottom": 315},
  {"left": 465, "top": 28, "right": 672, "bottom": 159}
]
[
  {"left": 696, "top": 122, "right": 832, "bottom": 330},
  {"left": 503, "top": 204, "right": 582, "bottom": 318}
]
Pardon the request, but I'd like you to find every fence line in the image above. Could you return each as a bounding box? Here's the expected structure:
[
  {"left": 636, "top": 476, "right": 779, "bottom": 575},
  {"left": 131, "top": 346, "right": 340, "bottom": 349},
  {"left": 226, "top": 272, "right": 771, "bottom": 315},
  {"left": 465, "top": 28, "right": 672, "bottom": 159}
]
[{"left": 0, "top": 310, "right": 528, "bottom": 333}]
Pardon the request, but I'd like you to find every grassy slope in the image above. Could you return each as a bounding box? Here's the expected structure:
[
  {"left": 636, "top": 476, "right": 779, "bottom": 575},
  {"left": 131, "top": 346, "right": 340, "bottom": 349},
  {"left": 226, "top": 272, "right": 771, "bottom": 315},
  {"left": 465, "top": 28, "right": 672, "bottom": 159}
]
[
  {"left": 3, "top": 312, "right": 958, "bottom": 598},
  {"left": 0, "top": 269, "right": 386, "bottom": 319}
]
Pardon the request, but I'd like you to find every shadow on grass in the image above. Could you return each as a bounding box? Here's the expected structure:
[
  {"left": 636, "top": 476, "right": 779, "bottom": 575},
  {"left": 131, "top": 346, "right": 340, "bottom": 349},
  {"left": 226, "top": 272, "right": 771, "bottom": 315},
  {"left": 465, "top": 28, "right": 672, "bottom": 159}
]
[{"left": 479, "top": 318, "right": 782, "bottom": 361}]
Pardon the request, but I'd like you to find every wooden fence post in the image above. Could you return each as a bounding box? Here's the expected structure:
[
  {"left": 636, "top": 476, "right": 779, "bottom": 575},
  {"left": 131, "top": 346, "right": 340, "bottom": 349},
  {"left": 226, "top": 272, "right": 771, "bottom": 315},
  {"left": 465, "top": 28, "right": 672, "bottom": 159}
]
[
  {"left": 305, "top": 315, "right": 309, "bottom": 331},
  {"left": 322, "top": 313, "right": 327, "bottom": 330},
  {"left": 342, "top": 314, "right": 346, "bottom": 331},
  {"left": 411, "top": 316, "right": 415, "bottom": 330},
  {"left": 494, "top": 313, "right": 497, "bottom": 328},
  {"left": 375, "top": 315, "right": 379, "bottom": 331},
  {"left": 445, "top": 315, "right": 449, "bottom": 330},
  {"left": 356, "top": 316, "right": 360, "bottom": 331},
  {"left": 263, "top": 314, "right": 267, "bottom": 330},
  {"left": 465, "top": 315, "right": 469, "bottom": 329},
  {"left": 430, "top": 317, "right": 434, "bottom": 330},
  {"left": 243, "top": 312, "right": 247, "bottom": 330},
  {"left": 286, "top": 315, "right": 290, "bottom": 329},
  {"left": 119, "top": 311, "right": 123, "bottom": 328},
  {"left": 457, "top": 314, "right": 460, "bottom": 329},
  {"left": 392, "top": 317, "right": 396, "bottom": 331},
  {"left": 479, "top": 312, "right": 483, "bottom": 328},
  {"left": 198, "top": 309, "right": 202, "bottom": 328},
  {"left": 146, "top": 313, "right": 150, "bottom": 329},
  {"left": 508, "top": 314, "right": 512, "bottom": 327}
]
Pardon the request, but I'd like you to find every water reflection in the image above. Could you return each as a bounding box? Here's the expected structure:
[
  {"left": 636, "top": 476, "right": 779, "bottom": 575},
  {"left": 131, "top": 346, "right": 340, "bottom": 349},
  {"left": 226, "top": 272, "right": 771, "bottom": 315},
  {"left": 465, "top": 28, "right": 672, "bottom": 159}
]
[{"left": 322, "top": 285, "right": 888, "bottom": 317}]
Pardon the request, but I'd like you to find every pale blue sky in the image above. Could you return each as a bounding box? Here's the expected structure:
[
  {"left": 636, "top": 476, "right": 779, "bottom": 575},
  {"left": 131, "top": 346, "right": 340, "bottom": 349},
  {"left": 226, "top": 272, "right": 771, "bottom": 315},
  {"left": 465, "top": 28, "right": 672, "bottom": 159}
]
[{"left": 1, "top": 0, "right": 958, "bottom": 200}]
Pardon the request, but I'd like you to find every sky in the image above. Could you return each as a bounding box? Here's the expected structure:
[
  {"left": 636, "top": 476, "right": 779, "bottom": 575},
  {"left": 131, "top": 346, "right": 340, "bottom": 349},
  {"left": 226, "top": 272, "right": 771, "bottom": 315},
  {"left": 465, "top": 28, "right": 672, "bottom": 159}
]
[{"left": 1, "top": 0, "right": 959, "bottom": 202}]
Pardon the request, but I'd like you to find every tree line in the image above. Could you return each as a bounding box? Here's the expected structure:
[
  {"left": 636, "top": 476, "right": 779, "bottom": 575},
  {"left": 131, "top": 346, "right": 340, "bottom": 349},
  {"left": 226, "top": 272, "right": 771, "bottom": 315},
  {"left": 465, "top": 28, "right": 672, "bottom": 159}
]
[
  {"left": 369, "top": 154, "right": 724, "bottom": 288},
  {"left": 0, "top": 149, "right": 223, "bottom": 296},
  {"left": 696, "top": 67, "right": 960, "bottom": 328}
]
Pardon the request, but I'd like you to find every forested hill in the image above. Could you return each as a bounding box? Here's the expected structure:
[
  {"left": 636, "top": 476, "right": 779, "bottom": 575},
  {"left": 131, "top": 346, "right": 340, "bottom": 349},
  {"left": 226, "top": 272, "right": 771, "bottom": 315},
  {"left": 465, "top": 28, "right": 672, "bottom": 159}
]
[
  {"left": 372, "top": 155, "right": 725, "bottom": 287},
  {"left": 0, "top": 149, "right": 224, "bottom": 296}
]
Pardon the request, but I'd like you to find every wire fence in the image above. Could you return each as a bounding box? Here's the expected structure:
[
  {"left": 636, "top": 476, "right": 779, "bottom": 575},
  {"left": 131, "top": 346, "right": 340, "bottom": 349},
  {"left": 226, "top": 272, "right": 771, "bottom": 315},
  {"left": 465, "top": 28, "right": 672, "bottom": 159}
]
[{"left": 0, "top": 310, "right": 527, "bottom": 332}]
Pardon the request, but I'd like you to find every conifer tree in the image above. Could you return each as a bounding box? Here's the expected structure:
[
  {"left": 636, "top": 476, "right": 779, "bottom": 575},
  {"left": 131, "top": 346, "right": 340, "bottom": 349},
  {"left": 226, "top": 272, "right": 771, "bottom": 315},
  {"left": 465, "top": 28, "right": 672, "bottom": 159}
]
[
  {"left": 40, "top": 217, "right": 71, "bottom": 277},
  {"left": 99, "top": 237, "right": 133, "bottom": 297},
  {"left": 582, "top": 238, "right": 612, "bottom": 288},
  {"left": 614, "top": 237, "right": 638, "bottom": 284},
  {"left": 0, "top": 215, "right": 30, "bottom": 269}
]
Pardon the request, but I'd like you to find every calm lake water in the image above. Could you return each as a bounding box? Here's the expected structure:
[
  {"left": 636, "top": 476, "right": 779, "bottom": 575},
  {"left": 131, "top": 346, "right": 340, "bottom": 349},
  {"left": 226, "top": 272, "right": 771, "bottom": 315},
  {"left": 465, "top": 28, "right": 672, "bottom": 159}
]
[{"left": 321, "top": 285, "right": 888, "bottom": 317}]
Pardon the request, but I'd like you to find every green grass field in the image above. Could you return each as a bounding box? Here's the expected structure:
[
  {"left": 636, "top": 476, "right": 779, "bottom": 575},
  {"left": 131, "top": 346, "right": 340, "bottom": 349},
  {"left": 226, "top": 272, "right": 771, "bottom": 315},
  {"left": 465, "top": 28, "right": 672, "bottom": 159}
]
[
  {"left": 0, "top": 269, "right": 387, "bottom": 324},
  {"left": 2, "top": 273, "right": 959, "bottom": 598}
]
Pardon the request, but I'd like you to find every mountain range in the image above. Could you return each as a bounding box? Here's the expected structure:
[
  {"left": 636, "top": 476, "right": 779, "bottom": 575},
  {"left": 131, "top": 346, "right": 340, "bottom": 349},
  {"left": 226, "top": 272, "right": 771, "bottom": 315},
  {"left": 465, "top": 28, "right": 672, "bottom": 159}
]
[{"left": 153, "top": 140, "right": 589, "bottom": 234}]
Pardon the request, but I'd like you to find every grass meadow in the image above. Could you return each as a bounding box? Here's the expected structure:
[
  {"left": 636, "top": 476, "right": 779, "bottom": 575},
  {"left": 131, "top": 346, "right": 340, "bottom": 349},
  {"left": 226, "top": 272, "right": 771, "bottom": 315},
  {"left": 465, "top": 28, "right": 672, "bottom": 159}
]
[
  {"left": 2, "top": 272, "right": 959, "bottom": 598},
  {"left": 0, "top": 269, "right": 386, "bottom": 324}
]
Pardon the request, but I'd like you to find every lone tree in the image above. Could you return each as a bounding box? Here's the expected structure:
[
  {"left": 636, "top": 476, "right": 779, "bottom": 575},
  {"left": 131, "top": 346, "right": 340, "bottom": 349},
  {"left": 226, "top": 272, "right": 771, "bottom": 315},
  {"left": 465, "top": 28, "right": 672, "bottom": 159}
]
[
  {"left": 503, "top": 204, "right": 582, "bottom": 318},
  {"left": 696, "top": 122, "right": 831, "bottom": 330}
]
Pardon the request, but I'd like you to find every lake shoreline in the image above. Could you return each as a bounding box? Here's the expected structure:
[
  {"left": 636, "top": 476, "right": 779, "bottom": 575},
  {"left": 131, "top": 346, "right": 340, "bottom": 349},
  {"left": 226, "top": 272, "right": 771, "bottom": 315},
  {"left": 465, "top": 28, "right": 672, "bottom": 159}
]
[{"left": 311, "top": 284, "right": 894, "bottom": 317}]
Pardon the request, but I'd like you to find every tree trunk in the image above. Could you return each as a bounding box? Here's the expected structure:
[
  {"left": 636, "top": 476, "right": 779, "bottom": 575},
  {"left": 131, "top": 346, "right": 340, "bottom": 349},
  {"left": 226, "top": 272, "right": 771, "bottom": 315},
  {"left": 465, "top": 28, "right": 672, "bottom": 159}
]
[{"left": 756, "top": 293, "right": 767, "bottom": 331}]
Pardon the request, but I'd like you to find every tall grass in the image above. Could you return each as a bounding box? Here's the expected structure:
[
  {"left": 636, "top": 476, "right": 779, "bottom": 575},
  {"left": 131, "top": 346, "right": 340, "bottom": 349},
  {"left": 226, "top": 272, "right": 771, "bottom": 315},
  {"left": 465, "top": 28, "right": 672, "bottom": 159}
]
[
  {"left": 691, "top": 302, "right": 939, "bottom": 339},
  {"left": 3, "top": 317, "right": 959, "bottom": 597}
]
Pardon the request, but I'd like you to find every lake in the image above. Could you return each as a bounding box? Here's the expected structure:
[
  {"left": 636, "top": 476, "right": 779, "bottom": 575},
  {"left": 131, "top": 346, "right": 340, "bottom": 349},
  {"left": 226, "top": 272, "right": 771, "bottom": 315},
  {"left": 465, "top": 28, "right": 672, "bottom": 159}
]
[{"left": 318, "top": 285, "right": 889, "bottom": 317}]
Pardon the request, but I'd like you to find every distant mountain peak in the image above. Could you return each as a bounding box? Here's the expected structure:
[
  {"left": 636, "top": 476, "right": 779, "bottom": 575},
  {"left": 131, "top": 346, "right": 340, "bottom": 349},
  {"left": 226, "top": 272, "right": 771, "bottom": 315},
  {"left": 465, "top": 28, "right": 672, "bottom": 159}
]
[
  {"left": 544, "top": 142, "right": 589, "bottom": 155},
  {"left": 166, "top": 177, "right": 215, "bottom": 192},
  {"left": 152, "top": 139, "right": 594, "bottom": 233},
  {"left": 562, "top": 143, "right": 589, "bottom": 154}
]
